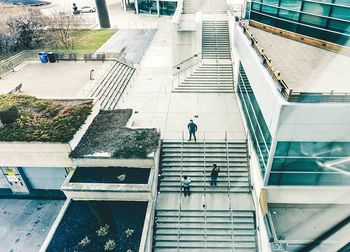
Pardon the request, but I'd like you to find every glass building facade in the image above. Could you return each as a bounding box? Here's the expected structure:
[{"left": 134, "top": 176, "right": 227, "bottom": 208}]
[
  {"left": 237, "top": 63, "right": 272, "bottom": 177},
  {"left": 269, "top": 141, "right": 350, "bottom": 186},
  {"left": 137, "top": 0, "right": 177, "bottom": 15},
  {"left": 249, "top": 0, "right": 350, "bottom": 46}
]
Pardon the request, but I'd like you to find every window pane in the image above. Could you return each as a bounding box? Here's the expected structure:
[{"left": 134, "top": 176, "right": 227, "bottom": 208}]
[
  {"left": 302, "top": 2, "right": 331, "bottom": 16},
  {"left": 328, "top": 20, "right": 350, "bottom": 34},
  {"left": 261, "top": 5, "right": 278, "bottom": 16},
  {"left": 278, "top": 9, "right": 300, "bottom": 21},
  {"left": 262, "top": 0, "right": 278, "bottom": 5},
  {"left": 300, "top": 13, "right": 327, "bottom": 27},
  {"left": 252, "top": 2, "right": 261, "bottom": 11},
  {"left": 334, "top": 0, "right": 350, "bottom": 6},
  {"left": 279, "top": 0, "right": 302, "bottom": 11},
  {"left": 331, "top": 6, "right": 350, "bottom": 21}
]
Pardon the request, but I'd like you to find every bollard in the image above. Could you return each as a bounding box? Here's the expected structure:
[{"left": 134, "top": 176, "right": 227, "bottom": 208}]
[{"left": 90, "top": 69, "right": 95, "bottom": 80}]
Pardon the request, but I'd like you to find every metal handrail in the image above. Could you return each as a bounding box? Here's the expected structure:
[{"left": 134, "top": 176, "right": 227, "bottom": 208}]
[
  {"left": 177, "top": 131, "right": 184, "bottom": 251},
  {"left": 225, "top": 131, "right": 236, "bottom": 251},
  {"left": 203, "top": 132, "right": 207, "bottom": 251},
  {"left": 173, "top": 52, "right": 202, "bottom": 70},
  {"left": 214, "top": 18, "right": 221, "bottom": 94}
]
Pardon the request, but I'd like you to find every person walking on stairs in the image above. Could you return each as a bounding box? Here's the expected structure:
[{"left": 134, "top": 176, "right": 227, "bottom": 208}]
[
  {"left": 210, "top": 164, "right": 220, "bottom": 186},
  {"left": 187, "top": 119, "right": 198, "bottom": 142},
  {"left": 181, "top": 175, "right": 191, "bottom": 196}
]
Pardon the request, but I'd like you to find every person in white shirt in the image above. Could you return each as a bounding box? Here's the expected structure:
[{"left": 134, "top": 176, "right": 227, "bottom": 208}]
[{"left": 181, "top": 175, "right": 191, "bottom": 196}]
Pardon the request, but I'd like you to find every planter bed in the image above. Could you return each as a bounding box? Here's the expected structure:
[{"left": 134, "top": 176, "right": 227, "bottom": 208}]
[
  {"left": 70, "top": 167, "right": 150, "bottom": 184},
  {"left": 47, "top": 200, "right": 148, "bottom": 252}
]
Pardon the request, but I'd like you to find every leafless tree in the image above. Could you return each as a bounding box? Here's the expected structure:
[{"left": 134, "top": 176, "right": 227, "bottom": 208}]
[{"left": 47, "top": 11, "right": 83, "bottom": 51}]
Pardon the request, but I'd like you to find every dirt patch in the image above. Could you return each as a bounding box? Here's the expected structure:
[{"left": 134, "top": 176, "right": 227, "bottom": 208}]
[
  {"left": 47, "top": 201, "right": 148, "bottom": 252},
  {"left": 70, "top": 110, "right": 160, "bottom": 159}
]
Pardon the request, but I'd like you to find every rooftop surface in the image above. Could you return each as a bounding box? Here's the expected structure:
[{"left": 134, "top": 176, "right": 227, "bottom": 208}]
[
  {"left": 0, "top": 95, "right": 92, "bottom": 142},
  {"left": 70, "top": 110, "right": 160, "bottom": 158},
  {"left": 0, "top": 61, "right": 103, "bottom": 97},
  {"left": 0, "top": 199, "right": 64, "bottom": 252},
  {"left": 248, "top": 26, "right": 350, "bottom": 93}
]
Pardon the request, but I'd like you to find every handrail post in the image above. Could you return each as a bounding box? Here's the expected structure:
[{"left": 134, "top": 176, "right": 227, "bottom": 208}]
[{"left": 203, "top": 131, "right": 207, "bottom": 251}]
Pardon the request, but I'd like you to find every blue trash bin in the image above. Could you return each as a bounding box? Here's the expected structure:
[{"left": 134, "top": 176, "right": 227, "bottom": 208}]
[{"left": 38, "top": 51, "right": 48, "bottom": 63}]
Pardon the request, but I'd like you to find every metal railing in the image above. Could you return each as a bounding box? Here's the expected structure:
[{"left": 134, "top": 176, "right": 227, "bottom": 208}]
[
  {"left": 236, "top": 18, "right": 350, "bottom": 103},
  {"left": 0, "top": 49, "right": 134, "bottom": 78},
  {"left": 173, "top": 52, "right": 202, "bottom": 74},
  {"left": 225, "top": 131, "right": 236, "bottom": 251},
  {"left": 203, "top": 132, "right": 207, "bottom": 251},
  {"left": 214, "top": 18, "right": 221, "bottom": 95}
]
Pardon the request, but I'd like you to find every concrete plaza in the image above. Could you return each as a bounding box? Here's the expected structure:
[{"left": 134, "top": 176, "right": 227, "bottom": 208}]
[
  {"left": 0, "top": 199, "right": 64, "bottom": 252},
  {"left": 0, "top": 61, "right": 103, "bottom": 97}
]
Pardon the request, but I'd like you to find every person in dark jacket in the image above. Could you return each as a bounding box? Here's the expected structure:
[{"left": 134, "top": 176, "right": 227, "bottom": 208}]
[
  {"left": 210, "top": 164, "right": 220, "bottom": 186},
  {"left": 181, "top": 175, "right": 191, "bottom": 196},
  {"left": 187, "top": 119, "right": 198, "bottom": 142}
]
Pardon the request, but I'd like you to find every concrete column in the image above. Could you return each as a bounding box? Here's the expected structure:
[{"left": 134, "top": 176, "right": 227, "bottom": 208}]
[
  {"left": 157, "top": 0, "right": 160, "bottom": 16},
  {"left": 95, "top": 0, "right": 111, "bottom": 28},
  {"left": 135, "top": 0, "right": 139, "bottom": 14}
]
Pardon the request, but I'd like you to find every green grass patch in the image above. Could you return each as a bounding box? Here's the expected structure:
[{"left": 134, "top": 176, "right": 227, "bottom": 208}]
[
  {"left": 52, "top": 29, "right": 117, "bottom": 51},
  {"left": 0, "top": 94, "right": 93, "bottom": 142}
]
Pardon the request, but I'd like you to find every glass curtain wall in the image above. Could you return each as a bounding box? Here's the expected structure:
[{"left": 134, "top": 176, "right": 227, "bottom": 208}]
[
  {"left": 250, "top": 0, "right": 350, "bottom": 46},
  {"left": 237, "top": 63, "right": 272, "bottom": 177},
  {"left": 269, "top": 141, "right": 350, "bottom": 186},
  {"left": 138, "top": 0, "right": 158, "bottom": 14}
]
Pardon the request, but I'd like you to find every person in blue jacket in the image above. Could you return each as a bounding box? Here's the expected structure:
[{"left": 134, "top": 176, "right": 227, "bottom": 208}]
[{"left": 187, "top": 119, "right": 198, "bottom": 142}]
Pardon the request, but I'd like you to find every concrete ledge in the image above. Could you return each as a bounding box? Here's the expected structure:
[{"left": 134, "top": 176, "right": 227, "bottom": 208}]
[
  {"left": 72, "top": 157, "right": 155, "bottom": 167},
  {"left": 266, "top": 187, "right": 350, "bottom": 204}
]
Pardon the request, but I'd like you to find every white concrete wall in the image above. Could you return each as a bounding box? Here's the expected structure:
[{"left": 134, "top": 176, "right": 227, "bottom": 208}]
[
  {"left": 267, "top": 187, "right": 350, "bottom": 204},
  {"left": 233, "top": 21, "right": 285, "bottom": 138},
  {"left": 277, "top": 103, "right": 350, "bottom": 141},
  {"left": 0, "top": 142, "right": 72, "bottom": 167},
  {"left": 21, "top": 167, "right": 67, "bottom": 190}
]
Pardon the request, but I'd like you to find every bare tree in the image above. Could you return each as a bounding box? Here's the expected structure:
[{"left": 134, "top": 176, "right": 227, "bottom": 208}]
[{"left": 47, "top": 11, "right": 83, "bottom": 51}]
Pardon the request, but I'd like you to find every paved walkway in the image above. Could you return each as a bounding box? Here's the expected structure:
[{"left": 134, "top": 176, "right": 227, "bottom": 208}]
[{"left": 112, "top": 15, "right": 246, "bottom": 141}]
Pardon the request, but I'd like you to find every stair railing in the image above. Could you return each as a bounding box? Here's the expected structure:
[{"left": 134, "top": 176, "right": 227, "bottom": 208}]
[
  {"left": 225, "top": 131, "right": 231, "bottom": 194},
  {"left": 214, "top": 18, "right": 221, "bottom": 95},
  {"left": 225, "top": 131, "right": 236, "bottom": 251},
  {"left": 229, "top": 201, "right": 236, "bottom": 251},
  {"left": 177, "top": 131, "right": 184, "bottom": 252},
  {"left": 177, "top": 198, "right": 182, "bottom": 251},
  {"left": 203, "top": 132, "right": 207, "bottom": 251}
]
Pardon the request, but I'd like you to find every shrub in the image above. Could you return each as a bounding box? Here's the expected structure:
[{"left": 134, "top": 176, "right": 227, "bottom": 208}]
[
  {"left": 0, "top": 105, "right": 19, "bottom": 124},
  {"left": 104, "top": 239, "right": 116, "bottom": 251},
  {"left": 96, "top": 224, "right": 109, "bottom": 237}
]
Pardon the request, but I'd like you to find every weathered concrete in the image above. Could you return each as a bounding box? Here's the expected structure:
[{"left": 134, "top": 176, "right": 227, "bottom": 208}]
[
  {"left": 97, "top": 29, "right": 157, "bottom": 64},
  {"left": 0, "top": 199, "right": 64, "bottom": 252}
]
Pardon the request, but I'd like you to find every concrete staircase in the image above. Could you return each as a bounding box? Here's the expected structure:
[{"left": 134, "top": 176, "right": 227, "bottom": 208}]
[
  {"left": 154, "top": 140, "right": 257, "bottom": 251},
  {"left": 173, "top": 61, "right": 234, "bottom": 93},
  {"left": 154, "top": 209, "right": 257, "bottom": 251},
  {"left": 159, "top": 141, "right": 250, "bottom": 193},
  {"left": 90, "top": 61, "right": 135, "bottom": 110},
  {"left": 172, "top": 20, "right": 233, "bottom": 93},
  {"left": 183, "top": 0, "right": 228, "bottom": 14},
  {"left": 202, "top": 21, "right": 230, "bottom": 60}
]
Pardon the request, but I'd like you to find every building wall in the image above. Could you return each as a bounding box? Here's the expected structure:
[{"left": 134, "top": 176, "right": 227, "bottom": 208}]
[
  {"left": 20, "top": 167, "right": 67, "bottom": 190},
  {"left": 249, "top": 0, "right": 350, "bottom": 46},
  {"left": 232, "top": 19, "right": 350, "bottom": 187}
]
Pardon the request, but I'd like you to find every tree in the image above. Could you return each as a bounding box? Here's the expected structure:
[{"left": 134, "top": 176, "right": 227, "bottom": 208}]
[
  {"left": 48, "top": 11, "right": 83, "bottom": 51},
  {"left": 6, "top": 8, "right": 46, "bottom": 50}
]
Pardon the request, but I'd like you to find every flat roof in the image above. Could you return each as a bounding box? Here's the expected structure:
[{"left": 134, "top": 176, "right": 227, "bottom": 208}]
[
  {"left": 0, "top": 61, "right": 103, "bottom": 97},
  {"left": 248, "top": 26, "right": 350, "bottom": 93}
]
